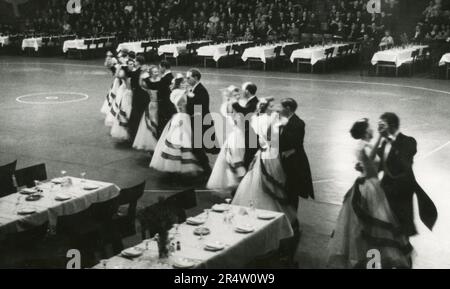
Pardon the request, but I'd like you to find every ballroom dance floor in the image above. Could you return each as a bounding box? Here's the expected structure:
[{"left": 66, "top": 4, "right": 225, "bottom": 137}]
[{"left": 0, "top": 55, "right": 449, "bottom": 268}]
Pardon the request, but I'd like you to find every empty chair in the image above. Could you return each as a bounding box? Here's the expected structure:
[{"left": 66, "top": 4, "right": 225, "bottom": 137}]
[
  {"left": 0, "top": 160, "right": 17, "bottom": 197},
  {"left": 112, "top": 182, "right": 145, "bottom": 239},
  {"left": 14, "top": 163, "right": 47, "bottom": 188}
]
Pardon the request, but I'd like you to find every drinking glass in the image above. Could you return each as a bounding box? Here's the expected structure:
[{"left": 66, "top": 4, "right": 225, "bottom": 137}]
[{"left": 80, "top": 172, "right": 86, "bottom": 183}]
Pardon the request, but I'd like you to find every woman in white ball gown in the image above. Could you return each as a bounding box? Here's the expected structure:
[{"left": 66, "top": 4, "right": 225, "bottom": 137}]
[
  {"left": 206, "top": 85, "right": 246, "bottom": 195},
  {"left": 327, "top": 118, "right": 412, "bottom": 269},
  {"left": 149, "top": 74, "right": 203, "bottom": 177},
  {"left": 232, "top": 99, "right": 297, "bottom": 225},
  {"left": 101, "top": 51, "right": 119, "bottom": 116},
  {"left": 132, "top": 65, "right": 160, "bottom": 152},
  {"left": 110, "top": 66, "right": 133, "bottom": 141}
]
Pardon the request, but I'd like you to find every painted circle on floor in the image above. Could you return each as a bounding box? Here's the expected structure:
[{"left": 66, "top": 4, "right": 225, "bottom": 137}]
[{"left": 16, "top": 92, "right": 89, "bottom": 104}]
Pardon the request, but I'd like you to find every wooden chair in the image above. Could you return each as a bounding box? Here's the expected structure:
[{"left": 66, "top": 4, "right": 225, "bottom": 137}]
[
  {"left": 14, "top": 163, "right": 47, "bottom": 188},
  {"left": 112, "top": 182, "right": 145, "bottom": 241},
  {"left": 0, "top": 160, "right": 17, "bottom": 197},
  {"left": 316, "top": 47, "right": 335, "bottom": 73},
  {"left": 404, "top": 49, "right": 420, "bottom": 76}
]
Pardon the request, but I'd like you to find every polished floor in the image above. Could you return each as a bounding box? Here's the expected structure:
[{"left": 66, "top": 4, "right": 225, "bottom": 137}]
[{"left": 0, "top": 55, "right": 449, "bottom": 268}]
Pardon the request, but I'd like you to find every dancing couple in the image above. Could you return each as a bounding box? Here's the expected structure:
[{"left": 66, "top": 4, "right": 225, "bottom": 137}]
[
  {"left": 149, "top": 69, "right": 219, "bottom": 178},
  {"left": 327, "top": 113, "right": 438, "bottom": 269},
  {"left": 207, "top": 83, "right": 315, "bottom": 229}
]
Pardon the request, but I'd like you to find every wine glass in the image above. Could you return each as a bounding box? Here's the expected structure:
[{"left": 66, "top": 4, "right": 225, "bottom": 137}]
[{"left": 80, "top": 172, "right": 86, "bottom": 183}]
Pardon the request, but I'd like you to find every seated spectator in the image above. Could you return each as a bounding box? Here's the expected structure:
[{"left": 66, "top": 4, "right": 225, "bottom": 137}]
[
  {"left": 379, "top": 30, "right": 395, "bottom": 47},
  {"left": 288, "top": 22, "right": 300, "bottom": 42},
  {"left": 412, "top": 25, "right": 424, "bottom": 43}
]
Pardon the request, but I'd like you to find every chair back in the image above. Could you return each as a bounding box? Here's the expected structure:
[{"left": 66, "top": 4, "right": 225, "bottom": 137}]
[
  {"left": 14, "top": 163, "right": 47, "bottom": 188},
  {"left": 0, "top": 160, "right": 17, "bottom": 197},
  {"left": 325, "top": 47, "right": 334, "bottom": 59},
  {"left": 116, "top": 182, "right": 145, "bottom": 220},
  {"left": 274, "top": 45, "right": 282, "bottom": 57}
]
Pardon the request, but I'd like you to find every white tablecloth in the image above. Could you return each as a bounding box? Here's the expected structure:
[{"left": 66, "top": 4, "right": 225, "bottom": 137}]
[
  {"left": 116, "top": 39, "right": 171, "bottom": 54},
  {"left": 439, "top": 53, "right": 450, "bottom": 66},
  {"left": 290, "top": 43, "right": 349, "bottom": 65},
  {"left": 241, "top": 43, "right": 296, "bottom": 63},
  {"left": 197, "top": 41, "right": 251, "bottom": 62},
  {"left": 158, "top": 40, "right": 211, "bottom": 58},
  {"left": 93, "top": 205, "right": 293, "bottom": 269},
  {"left": 21, "top": 37, "right": 43, "bottom": 51},
  {"left": 0, "top": 36, "right": 9, "bottom": 47},
  {"left": 371, "top": 45, "right": 428, "bottom": 67},
  {"left": 0, "top": 177, "right": 120, "bottom": 238},
  {"left": 63, "top": 38, "right": 108, "bottom": 53}
]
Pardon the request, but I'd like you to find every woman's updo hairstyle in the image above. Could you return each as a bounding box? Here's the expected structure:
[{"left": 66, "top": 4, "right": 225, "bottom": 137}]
[{"left": 350, "top": 118, "right": 369, "bottom": 140}]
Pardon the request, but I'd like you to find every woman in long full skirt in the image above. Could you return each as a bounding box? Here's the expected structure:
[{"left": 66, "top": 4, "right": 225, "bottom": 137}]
[
  {"left": 327, "top": 118, "right": 413, "bottom": 269},
  {"left": 207, "top": 86, "right": 246, "bottom": 195},
  {"left": 110, "top": 67, "right": 133, "bottom": 141},
  {"left": 149, "top": 75, "right": 203, "bottom": 177},
  {"left": 232, "top": 106, "right": 297, "bottom": 225},
  {"left": 133, "top": 66, "right": 160, "bottom": 152}
]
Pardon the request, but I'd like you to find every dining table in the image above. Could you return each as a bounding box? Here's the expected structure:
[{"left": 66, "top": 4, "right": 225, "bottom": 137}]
[
  {"left": 157, "top": 40, "right": 212, "bottom": 58},
  {"left": 439, "top": 53, "right": 450, "bottom": 66},
  {"left": 21, "top": 37, "right": 43, "bottom": 51},
  {"left": 93, "top": 205, "right": 293, "bottom": 269},
  {"left": 0, "top": 35, "right": 9, "bottom": 47},
  {"left": 116, "top": 39, "right": 172, "bottom": 54},
  {"left": 241, "top": 42, "right": 297, "bottom": 63},
  {"left": 0, "top": 177, "right": 120, "bottom": 240},
  {"left": 290, "top": 43, "right": 351, "bottom": 65},
  {"left": 371, "top": 45, "right": 429, "bottom": 67},
  {"left": 196, "top": 41, "right": 252, "bottom": 62}
]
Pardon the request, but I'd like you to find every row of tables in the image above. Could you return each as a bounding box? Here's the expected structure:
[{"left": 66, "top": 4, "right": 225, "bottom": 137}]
[
  {"left": 0, "top": 176, "right": 293, "bottom": 269},
  {"left": 3, "top": 35, "right": 449, "bottom": 68}
]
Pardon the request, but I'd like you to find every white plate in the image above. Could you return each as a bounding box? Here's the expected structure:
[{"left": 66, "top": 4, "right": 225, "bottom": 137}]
[
  {"left": 17, "top": 207, "right": 37, "bottom": 215},
  {"left": 204, "top": 241, "right": 225, "bottom": 251},
  {"left": 55, "top": 194, "right": 72, "bottom": 201},
  {"left": 121, "top": 247, "right": 143, "bottom": 258},
  {"left": 20, "top": 188, "right": 36, "bottom": 195},
  {"left": 51, "top": 178, "right": 64, "bottom": 184},
  {"left": 83, "top": 185, "right": 100, "bottom": 191},
  {"left": 212, "top": 204, "right": 228, "bottom": 212},
  {"left": 172, "top": 258, "right": 195, "bottom": 269},
  {"left": 234, "top": 224, "right": 255, "bottom": 234},
  {"left": 186, "top": 217, "right": 205, "bottom": 226},
  {"left": 257, "top": 212, "right": 278, "bottom": 220}
]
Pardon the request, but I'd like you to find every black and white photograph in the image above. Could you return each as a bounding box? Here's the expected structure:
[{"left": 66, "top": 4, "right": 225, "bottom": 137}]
[{"left": 0, "top": 0, "right": 449, "bottom": 274}]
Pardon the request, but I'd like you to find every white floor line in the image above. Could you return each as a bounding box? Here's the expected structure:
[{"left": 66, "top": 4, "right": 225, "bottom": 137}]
[{"left": 418, "top": 141, "right": 450, "bottom": 161}]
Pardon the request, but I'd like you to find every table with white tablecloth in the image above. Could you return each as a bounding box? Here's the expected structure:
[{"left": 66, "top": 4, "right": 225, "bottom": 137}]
[
  {"left": 21, "top": 37, "right": 43, "bottom": 51},
  {"left": 0, "top": 36, "right": 9, "bottom": 47},
  {"left": 241, "top": 43, "right": 297, "bottom": 63},
  {"left": 439, "top": 53, "right": 450, "bottom": 66},
  {"left": 290, "top": 43, "right": 349, "bottom": 65},
  {"left": 116, "top": 39, "right": 171, "bottom": 54},
  {"left": 0, "top": 177, "right": 120, "bottom": 239},
  {"left": 197, "top": 41, "right": 252, "bottom": 62},
  {"left": 62, "top": 38, "right": 109, "bottom": 53},
  {"left": 93, "top": 205, "right": 293, "bottom": 269},
  {"left": 158, "top": 40, "right": 212, "bottom": 58},
  {"left": 371, "top": 45, "right": 428, "bottom": 67}
]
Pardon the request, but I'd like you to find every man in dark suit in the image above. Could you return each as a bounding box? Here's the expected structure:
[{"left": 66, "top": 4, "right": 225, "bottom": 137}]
[
  {"left": 128, "top": 55, "right": 147, "bottom": 143},
  {"left": 142, "top": 60, "right": 176, "bottom": 137},
  {"left": 377, "top": 113, "right": 437, "bottom": 238},
  {"left": 186, "top": 69, "right": 219, "bottom": 175},
  {"left": 232, "top": 82, "right": 260, "bottom": 170},
  {"left": 278, "top": 98, "right": 315, "bottom": 211}
]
